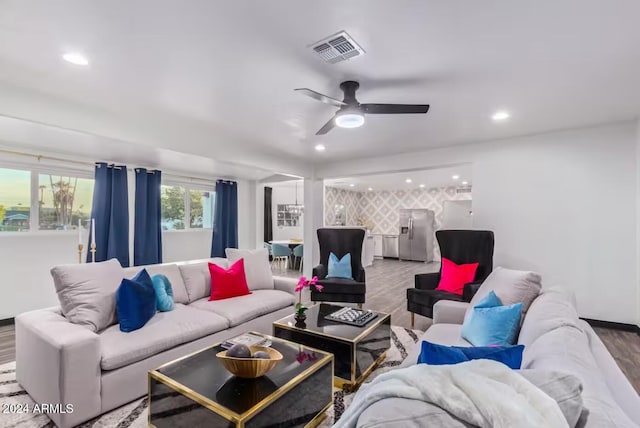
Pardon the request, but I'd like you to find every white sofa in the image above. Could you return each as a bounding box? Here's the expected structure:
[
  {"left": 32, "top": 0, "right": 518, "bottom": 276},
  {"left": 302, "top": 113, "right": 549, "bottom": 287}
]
[
  {"left": 15, "top": 257, "right": 298, "bottom": 428},
  {"left": 357, "top": 286, "right": 640, "bottom": 427}
]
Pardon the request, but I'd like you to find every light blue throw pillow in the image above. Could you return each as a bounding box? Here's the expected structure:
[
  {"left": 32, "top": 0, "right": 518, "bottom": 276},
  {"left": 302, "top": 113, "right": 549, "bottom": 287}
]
[
  {"left": 461, "top": 291, "right": 523, "bottom": 346},
  {"left": 326, "top": 252, "right": 353, "bottom": 280},
  {"left": 152, "top": 274, "right": 174, "bottom": 312}
]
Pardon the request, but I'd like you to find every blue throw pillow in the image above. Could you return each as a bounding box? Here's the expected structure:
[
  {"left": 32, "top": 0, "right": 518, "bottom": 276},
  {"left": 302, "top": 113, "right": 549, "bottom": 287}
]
[
  {"left": 152, "top": 274, "right": 174, "bottom": 312},
  {"left": 327, "top": 252, "right": 353, "bottom": 279},
  {"left": 461, "top": 291, "right": 523, "bottom": 346},
  {"left": 474, "top": 290, "right": 502, "bottom": 308},
  {"left": 417, "top": 341, "right": 525, "bottom": 369},
  {"left": 116, "top": 269, "right": 156, "bottom": 332}
]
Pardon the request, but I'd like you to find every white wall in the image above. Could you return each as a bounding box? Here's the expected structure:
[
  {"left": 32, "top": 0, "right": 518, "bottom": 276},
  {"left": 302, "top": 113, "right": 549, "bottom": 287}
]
[
  {"left": 162, "top": 230, "right": 213, "bottom": 262},
  {"left": 237, "top": 179, "right": 257, "bottom": 249},
  {"left": 271, "top": 182, "right": 304, "bottom": 241},
  {"left": 317, "top": 122, "right": 638, "bottom": 324},
  {"left": 637, "top": 119, "right": 640, "bottom": 328}
]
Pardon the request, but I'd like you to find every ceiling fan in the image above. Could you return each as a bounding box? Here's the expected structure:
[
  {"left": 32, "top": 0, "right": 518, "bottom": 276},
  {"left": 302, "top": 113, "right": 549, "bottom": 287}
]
[{"left": 294, "top": 80, "right": 430, "bottom": 135}]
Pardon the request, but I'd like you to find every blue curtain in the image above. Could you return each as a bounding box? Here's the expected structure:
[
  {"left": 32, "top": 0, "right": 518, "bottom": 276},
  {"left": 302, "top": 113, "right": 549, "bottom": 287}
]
[
  {"left": 88, "top": 163, "right": 130, "bottom": 266},
  {"left": 133, "top": 168, "right": 162, "bottom": 266},
  {"left": 211, "top": 180, "right": 238, "bottom": 257}
]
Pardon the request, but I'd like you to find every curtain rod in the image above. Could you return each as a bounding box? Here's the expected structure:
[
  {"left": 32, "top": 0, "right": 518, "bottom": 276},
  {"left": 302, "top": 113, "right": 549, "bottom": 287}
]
[{"left": 0, "top": 148, "right": 227, "bottom": 183}]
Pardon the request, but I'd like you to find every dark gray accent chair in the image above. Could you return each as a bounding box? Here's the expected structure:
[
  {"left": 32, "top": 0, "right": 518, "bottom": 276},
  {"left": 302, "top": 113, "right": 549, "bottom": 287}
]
[
  {"left": 407, "top": 230, "right": 494, "bottom": 327},
  {"left": 312, "top": 228, "right": 366, "bottom": 306}
]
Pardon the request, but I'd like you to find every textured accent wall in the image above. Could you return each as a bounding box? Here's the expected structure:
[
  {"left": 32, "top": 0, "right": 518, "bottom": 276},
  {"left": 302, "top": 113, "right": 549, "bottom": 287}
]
[
  {"left": 325, "top": 186, "right": 472, "bottom": 259},
  {"left": 325, "top": 186, "right": 471, "bottom": 233},
  {"left": 358, "top": 187, "right": 472, "bottom": 235},
  {"left": 324, "top": 187, "right": 361, "bottom": 226}
]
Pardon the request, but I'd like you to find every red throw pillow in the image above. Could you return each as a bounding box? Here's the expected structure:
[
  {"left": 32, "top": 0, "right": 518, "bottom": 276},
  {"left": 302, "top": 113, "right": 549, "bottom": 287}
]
[
  {"left": 435, "top": 258, "right": 479, "bottom": 295},
  {"left": 208, "top": 259, "right": 252, "bottom": 301}
]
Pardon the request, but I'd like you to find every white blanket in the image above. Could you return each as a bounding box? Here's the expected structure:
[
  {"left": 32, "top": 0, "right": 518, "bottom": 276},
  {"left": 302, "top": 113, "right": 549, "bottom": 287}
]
[{"left": 334, "top": 359, "right": 568, "bottom": 428}]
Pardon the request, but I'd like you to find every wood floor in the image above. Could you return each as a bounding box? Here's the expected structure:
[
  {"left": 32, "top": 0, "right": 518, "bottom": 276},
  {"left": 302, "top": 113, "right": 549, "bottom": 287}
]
[
  {"left": 1, "top": 259, "right": 638, "bottom": 394},
  {"left": 0, "top": 323, "right": 14, "bottom": 365}
]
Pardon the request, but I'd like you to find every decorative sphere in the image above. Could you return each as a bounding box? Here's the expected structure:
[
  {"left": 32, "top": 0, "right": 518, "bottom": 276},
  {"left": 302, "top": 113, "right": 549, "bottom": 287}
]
[
  {"left": 252, "top": 351, "right": 271, "bottom": 359},
  {"left": 226, "top": 344, "right": 251, "bottom": 358}
]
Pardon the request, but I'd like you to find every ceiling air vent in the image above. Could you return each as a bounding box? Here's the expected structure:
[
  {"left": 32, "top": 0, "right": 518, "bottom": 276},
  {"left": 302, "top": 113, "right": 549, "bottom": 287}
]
[
  {"left": 456, "top": 186, "right": 472, "bottom": 194},
  {"left": 311, "top": 31, "right": 365, "bottom": 64}
]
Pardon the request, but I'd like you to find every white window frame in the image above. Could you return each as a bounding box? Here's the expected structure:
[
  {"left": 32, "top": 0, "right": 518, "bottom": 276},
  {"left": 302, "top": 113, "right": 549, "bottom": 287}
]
[
  {"left": 0, "top": 161, "right": 94, "bottom": 235},
  {"left": 161, "top": 180, "right": 216, "bottom": 232}
]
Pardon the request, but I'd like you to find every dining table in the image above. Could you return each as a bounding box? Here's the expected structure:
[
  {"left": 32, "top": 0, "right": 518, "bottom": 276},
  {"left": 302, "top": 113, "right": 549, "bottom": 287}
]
[{"left": 268, "top": 240, "right": 304, "bottom": 269}]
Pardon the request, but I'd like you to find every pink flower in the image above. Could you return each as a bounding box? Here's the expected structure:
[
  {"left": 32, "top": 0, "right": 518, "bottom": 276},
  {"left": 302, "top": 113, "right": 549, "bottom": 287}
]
[
  {"left": 295, "top": 276, "right": 307, "bottom": 292},
  {"left": 295, "top": 351, "right": 307, "bottom": 364},
  {"left": 314, "top": 284, "right": 323, "bottom": 291}
]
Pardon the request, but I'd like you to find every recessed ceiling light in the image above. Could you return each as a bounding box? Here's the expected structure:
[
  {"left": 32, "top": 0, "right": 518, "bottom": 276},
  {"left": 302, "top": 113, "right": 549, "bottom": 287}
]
[
  {"left": 367, "top": 187, "right": 373, "bottom": 191},
  {"left": 419, "top": 184, "right": 425, "bottom": 188},
  {"left": 62, "top": 52, "right": 89, "bottom": 66},
  {"left": 405, "top": 178, "right": 412, "bottom": 183},
  {"left": 349, "top": 183, "right": 355, "bottom": 187},
  {"left": 314, "top": 144, "right": 326, "bottom": 151},
  {"left": 462, "top": 181, "right": 468, "bottom": 185},
  {"left": 491, "top": 110, "right": 510, "bottom": 121},
  {"left": 452, "top": 175, "right": 460, "bottom": 180}
]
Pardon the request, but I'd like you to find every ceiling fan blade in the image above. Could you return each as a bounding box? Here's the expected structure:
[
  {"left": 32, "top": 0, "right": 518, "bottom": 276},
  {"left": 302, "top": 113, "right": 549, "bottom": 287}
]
[
  {"left": 295, "top": 88, "right": 346, "bottom": 107},
  {"left": 361, "top": 104, "right": 430, "bottom": 114},
  {"left": 315, "top": 115, "right": 336, "bottom": 135}
]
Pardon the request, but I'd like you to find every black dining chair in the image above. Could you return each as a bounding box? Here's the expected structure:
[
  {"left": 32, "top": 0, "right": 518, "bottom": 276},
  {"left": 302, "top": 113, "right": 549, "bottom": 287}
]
[
  {"left": 311, "top": 228, "right": 366, "bottom": 307},
  {"left": 406, "top": 230, "right": 494, "bottom": 327}
]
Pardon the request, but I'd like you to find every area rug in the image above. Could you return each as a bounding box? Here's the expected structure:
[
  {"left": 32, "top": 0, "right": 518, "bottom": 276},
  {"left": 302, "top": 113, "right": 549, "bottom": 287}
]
[{"left": 0, "top": 326, "right": 420, "bottom": 428}]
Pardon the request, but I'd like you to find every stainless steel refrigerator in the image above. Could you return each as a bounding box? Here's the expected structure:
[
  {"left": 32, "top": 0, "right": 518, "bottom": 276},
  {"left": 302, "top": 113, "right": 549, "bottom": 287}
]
[{"left": 398, "top": 209, "right": 435, "bottom": 262}]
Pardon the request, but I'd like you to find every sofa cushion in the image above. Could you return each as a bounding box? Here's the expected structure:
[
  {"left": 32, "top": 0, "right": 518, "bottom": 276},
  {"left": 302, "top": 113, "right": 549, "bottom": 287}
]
[
  {"left": 461, "top": 292, "right": 523, "bottom": 346},
  {"left": 99, "top": 304, "right": 228, "bottom": 370},
  {"left": 436, "top": 258, "right": 479, "bottom": 295},
  {"left": 421, "top": 324, "right": 472, "bottom": 348},
  {"left": 418, "top": 341, "right": 524, "bottom": 369},
  {"left": 354, "top": 369, "right": 583, "bottom": 428},
  {"left": 523, "top": 324, "right": 638, "bottom": 427},
  {"left": 152, "top": 274, "right": 175, "bottom": 312},
  {"left": 208, "top": 259, "right": 251, "bottom": 300},
  {"left": 190, "top": 290, "right": 295, "bottom": 327},
  {"left": 327, "top": 252, "right": 353, "bottom": 279},
  {"left": 225, "top": 248, "right": 274, "bottom": 290},
  {"left": 467, "top": 267, "right": 541, "bottom": 320},
  {"left": 116, "top": 269, "right": 157, "bottom": 333},
  {"left": 123, "top": 263, "right": 189, "bottom": 304},
  {"left": 518, "top": 287, "right": 581, "bottom": 347},
  {"left": 51, "top": 258, "right": 124, "bottom": 332},
  {"left": 178, "top": 258, "right": 228, "bottom": 303}
]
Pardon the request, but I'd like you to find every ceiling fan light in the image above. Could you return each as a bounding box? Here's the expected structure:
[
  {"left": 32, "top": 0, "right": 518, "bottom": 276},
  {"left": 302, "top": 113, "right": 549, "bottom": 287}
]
[{"left": 335, "top": 112, "right": 365, "bottom": 129}]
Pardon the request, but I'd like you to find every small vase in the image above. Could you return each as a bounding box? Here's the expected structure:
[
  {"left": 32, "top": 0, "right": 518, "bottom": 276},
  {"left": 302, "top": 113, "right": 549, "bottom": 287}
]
[{"left": 294, "top": 312, "right": 307, "bottom": 326}]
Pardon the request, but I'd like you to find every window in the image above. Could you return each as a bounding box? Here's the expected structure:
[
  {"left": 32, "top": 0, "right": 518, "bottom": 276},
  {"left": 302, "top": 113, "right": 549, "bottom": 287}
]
[
  {"left": 189, "top": 190, "right": 215, "bottom": 228},
  {"left": 0, "top": 168, "right": 31, "bottom": 231},
  {"left": 161, "top": 184, "right": 215, "bottom": 230},
  {"left": 38, "top": 174, "right": 94, "bottom": 230},
  {"left": 161, "top": 185, "right": 186, "bottom": 230},
  {"left": 277, "top": 204, "right": 303, "bottom": 227}
]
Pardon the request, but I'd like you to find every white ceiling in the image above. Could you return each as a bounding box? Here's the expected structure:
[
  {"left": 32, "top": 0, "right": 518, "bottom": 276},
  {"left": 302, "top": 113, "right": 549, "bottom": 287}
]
[
  {"left": 0, "top": 116, "right": 275, "bottom": 181},
  {"left": 325, "top": 165, "right": 472, "bottom": 192},
  {"left": 0, "top": 1, "right": 639, "bottom": 171}
]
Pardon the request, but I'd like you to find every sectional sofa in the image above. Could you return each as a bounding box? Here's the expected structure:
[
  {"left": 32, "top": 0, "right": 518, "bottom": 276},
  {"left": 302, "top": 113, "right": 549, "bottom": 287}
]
[
  {"left": 357, "top": 269, "right": 640, "bottom": 427},
  {"left": 15, "top": 257, "right": 298, "bottom": 428}
]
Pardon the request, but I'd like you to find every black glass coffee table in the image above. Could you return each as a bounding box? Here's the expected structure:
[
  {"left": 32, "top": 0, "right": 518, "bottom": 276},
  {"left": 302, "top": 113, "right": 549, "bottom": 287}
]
[
  {"left": 148, "top": 332, "right": 333, "bottom": 428},
  {"left": 273, "top": 304, "right": 391, "bottom": 390}
]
